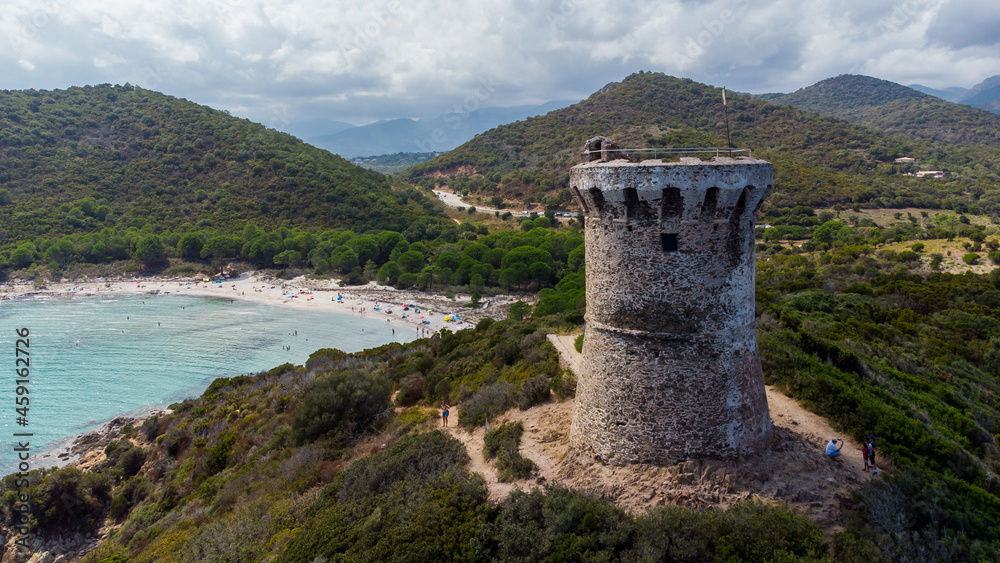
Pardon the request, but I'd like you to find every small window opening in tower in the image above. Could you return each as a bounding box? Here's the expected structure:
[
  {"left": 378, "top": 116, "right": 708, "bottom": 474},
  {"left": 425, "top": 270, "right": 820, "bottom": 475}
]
[
  {"left": 589, "top": 187, "right": 606, "bottom": 211},
  {"left": 623, "top": 187, "right": 639, "bottom": 219},
  {"left": 661, "top": 233, "right": 678, "bottom": 252},
  {"left": 661, "top": 187, "right": 683, "bottom": 218},
  {"left": 699, "top": 187, "right": 719, "bottom": 222}
]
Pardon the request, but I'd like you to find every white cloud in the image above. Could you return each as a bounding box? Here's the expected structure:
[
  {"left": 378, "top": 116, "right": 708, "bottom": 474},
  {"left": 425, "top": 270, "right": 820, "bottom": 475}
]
[
  {"left": 0, "top": 0, "right": 995, "bottom": 127},
  {"left": 93, "top": 54, "right": 126, "bottom": 68}
]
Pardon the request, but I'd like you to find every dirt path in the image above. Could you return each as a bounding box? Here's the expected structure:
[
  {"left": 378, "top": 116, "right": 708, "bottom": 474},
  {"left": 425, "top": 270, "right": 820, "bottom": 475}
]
[{"left": 446, "top": 332, "right": 875, "bottom": 538}]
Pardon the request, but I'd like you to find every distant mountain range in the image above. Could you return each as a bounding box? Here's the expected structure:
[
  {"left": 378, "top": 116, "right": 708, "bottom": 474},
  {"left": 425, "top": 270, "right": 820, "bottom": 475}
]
[
  {"left": 754, "top": 74, "right": 1000, "bottom": 148},
  {"left": 304, "top": 101, "right": 576, "bottom": 158},
  {"left": 909, "top": 76, "right": 1000, "bottom": 113},
  {"left": 762, "top": 74, "right": 1000, "bottom": 117}
]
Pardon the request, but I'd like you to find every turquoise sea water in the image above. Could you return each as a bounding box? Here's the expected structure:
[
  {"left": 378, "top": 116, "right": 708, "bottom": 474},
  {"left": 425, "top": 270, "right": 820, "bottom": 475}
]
[{"left": 0, "top": 293, "right": 415, "bottom": 475}]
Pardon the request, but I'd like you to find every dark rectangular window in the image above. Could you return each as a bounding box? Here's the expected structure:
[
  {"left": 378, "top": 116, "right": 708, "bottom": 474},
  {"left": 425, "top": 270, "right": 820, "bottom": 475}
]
[{"left": 661, "top": 233, "right": 678, "bottom": 252}]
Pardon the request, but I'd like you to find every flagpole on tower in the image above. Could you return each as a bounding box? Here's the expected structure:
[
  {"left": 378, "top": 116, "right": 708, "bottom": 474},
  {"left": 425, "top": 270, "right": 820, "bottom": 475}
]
[{"left": 723, "top": 87, "right": 732, "bottom": 154}]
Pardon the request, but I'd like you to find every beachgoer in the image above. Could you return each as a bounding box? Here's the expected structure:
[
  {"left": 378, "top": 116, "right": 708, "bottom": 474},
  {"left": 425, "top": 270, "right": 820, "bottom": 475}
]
[
  {"left": 826, "top": 438, "right": 843, "bottom": 458},
  {"left": 440, "top": 402, "right": 450, "bottom": 427},
  {"left": 862, "top": 444, "right": 870, "bottom": 472}
]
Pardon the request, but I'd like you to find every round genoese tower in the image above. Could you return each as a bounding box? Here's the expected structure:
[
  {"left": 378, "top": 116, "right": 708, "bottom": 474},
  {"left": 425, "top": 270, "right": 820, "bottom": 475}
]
[{"left": 569, "top": 143, "right": 773, "bottom": 464}]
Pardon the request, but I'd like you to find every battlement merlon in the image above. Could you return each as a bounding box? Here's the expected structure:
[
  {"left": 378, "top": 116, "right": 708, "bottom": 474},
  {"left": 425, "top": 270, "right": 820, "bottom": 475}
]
[{"left": 570, "top": 156, "right": 773, "bottom": 225}]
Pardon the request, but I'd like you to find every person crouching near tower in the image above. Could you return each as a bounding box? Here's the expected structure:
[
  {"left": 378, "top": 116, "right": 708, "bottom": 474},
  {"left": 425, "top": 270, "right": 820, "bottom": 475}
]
[{"left": 826, "top": 438, "right": 844, "bottom": 459}]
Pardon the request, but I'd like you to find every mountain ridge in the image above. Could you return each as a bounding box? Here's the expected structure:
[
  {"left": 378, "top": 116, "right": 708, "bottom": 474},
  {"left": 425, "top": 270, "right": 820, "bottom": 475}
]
[
  {"left": 408, "top": 72, "right": 1000, "bottom": 213},
  {"left": 308, "top": 101, "right": 576, "bottom": 157}
]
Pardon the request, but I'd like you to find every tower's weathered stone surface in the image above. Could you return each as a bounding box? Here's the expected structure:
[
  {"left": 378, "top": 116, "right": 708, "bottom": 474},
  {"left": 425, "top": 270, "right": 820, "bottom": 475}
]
[{"left": 569, "top": 155, "right": 773, "bottom": 465}]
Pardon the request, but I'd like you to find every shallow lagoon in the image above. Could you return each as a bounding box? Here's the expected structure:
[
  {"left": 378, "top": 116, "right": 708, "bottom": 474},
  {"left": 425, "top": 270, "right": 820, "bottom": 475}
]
[{"left": 0, "top": 293, "right": 414, "bottom": 474}]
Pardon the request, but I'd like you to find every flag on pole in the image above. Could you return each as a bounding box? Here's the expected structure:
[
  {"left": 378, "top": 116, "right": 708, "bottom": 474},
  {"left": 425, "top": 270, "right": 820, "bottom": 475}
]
[{"left": 722, "top": 87, "right": 727, "bottom": 106}]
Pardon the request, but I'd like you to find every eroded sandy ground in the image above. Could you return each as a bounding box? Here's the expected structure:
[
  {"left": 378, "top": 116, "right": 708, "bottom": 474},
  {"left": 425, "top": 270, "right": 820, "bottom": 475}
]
[{"left": 445, "top": 333, "right": 874, "bottom": 538}]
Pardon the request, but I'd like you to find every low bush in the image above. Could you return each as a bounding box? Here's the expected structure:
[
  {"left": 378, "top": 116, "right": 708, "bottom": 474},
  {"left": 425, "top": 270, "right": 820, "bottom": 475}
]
[
  {"left": 483, "top": 422, "right": 536, "bottom": 482},
  {"left": 628, "top": 501, "right": 828, "bottom": 561},
  {"left": 518, "top": 375, "right": 551, "bottom": 410},
  {"left": 551, "top": 369, "right": 577, "bottom": 400},
  {"left": 458, "top": 382, "right": 516, "bottom": 429},
  {"left": 333, "top": 431, "right": 470, "bottom": 504},
  {"left": 291, "top": 369, "right": 392, "bottom": 446}
]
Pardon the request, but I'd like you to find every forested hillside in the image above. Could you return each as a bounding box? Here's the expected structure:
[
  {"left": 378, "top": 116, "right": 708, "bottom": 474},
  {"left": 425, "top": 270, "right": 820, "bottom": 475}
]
[
  {"left": 764, "top": 75, "right": 1000, "bottom": 148},
  {"left": 407, "top": 73, "right": 1000, "bottom": 213},
  {"left": 0, "top": 84, "right": 444, "bottom": 269}
]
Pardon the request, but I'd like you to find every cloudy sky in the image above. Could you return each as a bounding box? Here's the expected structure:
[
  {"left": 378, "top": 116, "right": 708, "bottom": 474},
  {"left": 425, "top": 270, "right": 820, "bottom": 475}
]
[{"left": 1, "top": 0, "right": 997, "bottom": 136}]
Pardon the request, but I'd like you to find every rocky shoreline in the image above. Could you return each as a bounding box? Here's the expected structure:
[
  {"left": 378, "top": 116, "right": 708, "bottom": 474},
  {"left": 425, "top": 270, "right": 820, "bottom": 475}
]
[
  {"left": 3, "top": 411, "right": 168, "bottom": 563},
  {"left": 29, "top": 410, "right": 170, "bottom": 473}
]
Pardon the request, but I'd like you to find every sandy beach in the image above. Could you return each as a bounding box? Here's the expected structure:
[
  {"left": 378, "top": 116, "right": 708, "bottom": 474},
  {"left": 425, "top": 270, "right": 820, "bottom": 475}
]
[{"left": 0, "top": 272, "right": 524, "bottom": 337}]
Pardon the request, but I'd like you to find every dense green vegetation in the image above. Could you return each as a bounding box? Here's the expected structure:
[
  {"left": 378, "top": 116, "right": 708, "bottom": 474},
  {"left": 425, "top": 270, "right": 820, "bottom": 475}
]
[
  {"left": 762, "top": 74, "right": 1000, "bottom": 148},
  {"left": 0, "top": 317, "right": 830, "bottom": 562},
  {"left": 754, "top": 216, "right": 1000, "bottom": 560},
  {"left": 5, "top": 221, "right": 1000, "bottom": 560},
  {"left": 0, "top": 84, "right": 447, "bottom": 275},
  {"left": 407, "top": 72, "right": 1000, "bottom": 215},
  {"left": 767, "top": 75, "right": 928, "bottom": 113}
]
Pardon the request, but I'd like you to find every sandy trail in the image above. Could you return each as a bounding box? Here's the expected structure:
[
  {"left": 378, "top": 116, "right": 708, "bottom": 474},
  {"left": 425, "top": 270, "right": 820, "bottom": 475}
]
[{"left": 446, "top": 332, "right": 875, "bottom": 538}]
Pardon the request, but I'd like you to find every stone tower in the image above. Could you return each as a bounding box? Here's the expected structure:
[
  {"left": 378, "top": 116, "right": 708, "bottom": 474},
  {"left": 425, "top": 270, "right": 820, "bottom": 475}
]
[{"left": 569, "top": 151, "right": 773, "bottom": 465}]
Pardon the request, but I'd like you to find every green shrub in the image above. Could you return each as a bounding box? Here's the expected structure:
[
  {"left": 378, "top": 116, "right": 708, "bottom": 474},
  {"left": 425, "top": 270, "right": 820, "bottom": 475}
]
[
  {"left": 334, "top": 431, "right": 470, "bottom": 504},
  {"left": 458, "top": 382, "right": 516, "bottom": 429},
  {"left": 483, "top": 422, "right": 536, "bottom": 482},
  {"left": 205, "top": 431, "right": 236, "bottom": 476},
  {"left": 551, "top": 369, "right": 577, "bottom": 400},
  {"left": 628, "top": 502, "right": 828, "bottom": 561},
  {"left": 395, "top": 406, "right": 436, "bottom": 428},
  {"left": 574, "top": 332, "right": 584, "bottom": 353},
  {"left": 473, "top": 486, "right": 632, "bottom": 560},
  {"left": 305, "top": 348, "right": 348, "bottom": 373},
  {"left": 291, "top": 369, "right": 392, "bottom": 446},
  {"left": 518, "top": 375, "right": 551, "bottom": 410},
  {"left": 115, "top": 447, "right": 147, "bottom": 479},
  {"left": 8, "top": 467, "right": 110, "bottom": 535},
  {"left": 963, "top": 252, "right": 980, "bottom": 265}
]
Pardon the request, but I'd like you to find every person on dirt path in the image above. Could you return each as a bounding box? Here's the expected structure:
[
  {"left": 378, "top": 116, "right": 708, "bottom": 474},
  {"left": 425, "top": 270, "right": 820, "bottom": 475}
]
[
  {"left": 862, "top": 443, "right": 870, "bottom": 472},
  {"left": 440, "top": 401, "right": 450, "bottom": 427},
  {"left": 826, "top": 438, "right": 844, "bottom": 458},
  {"left": 868, "top": 436, "right": 878, "bottom": 475}
]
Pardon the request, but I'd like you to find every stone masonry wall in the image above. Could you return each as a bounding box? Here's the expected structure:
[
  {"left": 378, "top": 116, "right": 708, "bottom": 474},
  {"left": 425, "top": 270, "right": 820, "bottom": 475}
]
[{"left": 569, "top": 156, "right": 773, "bottom": 464}]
